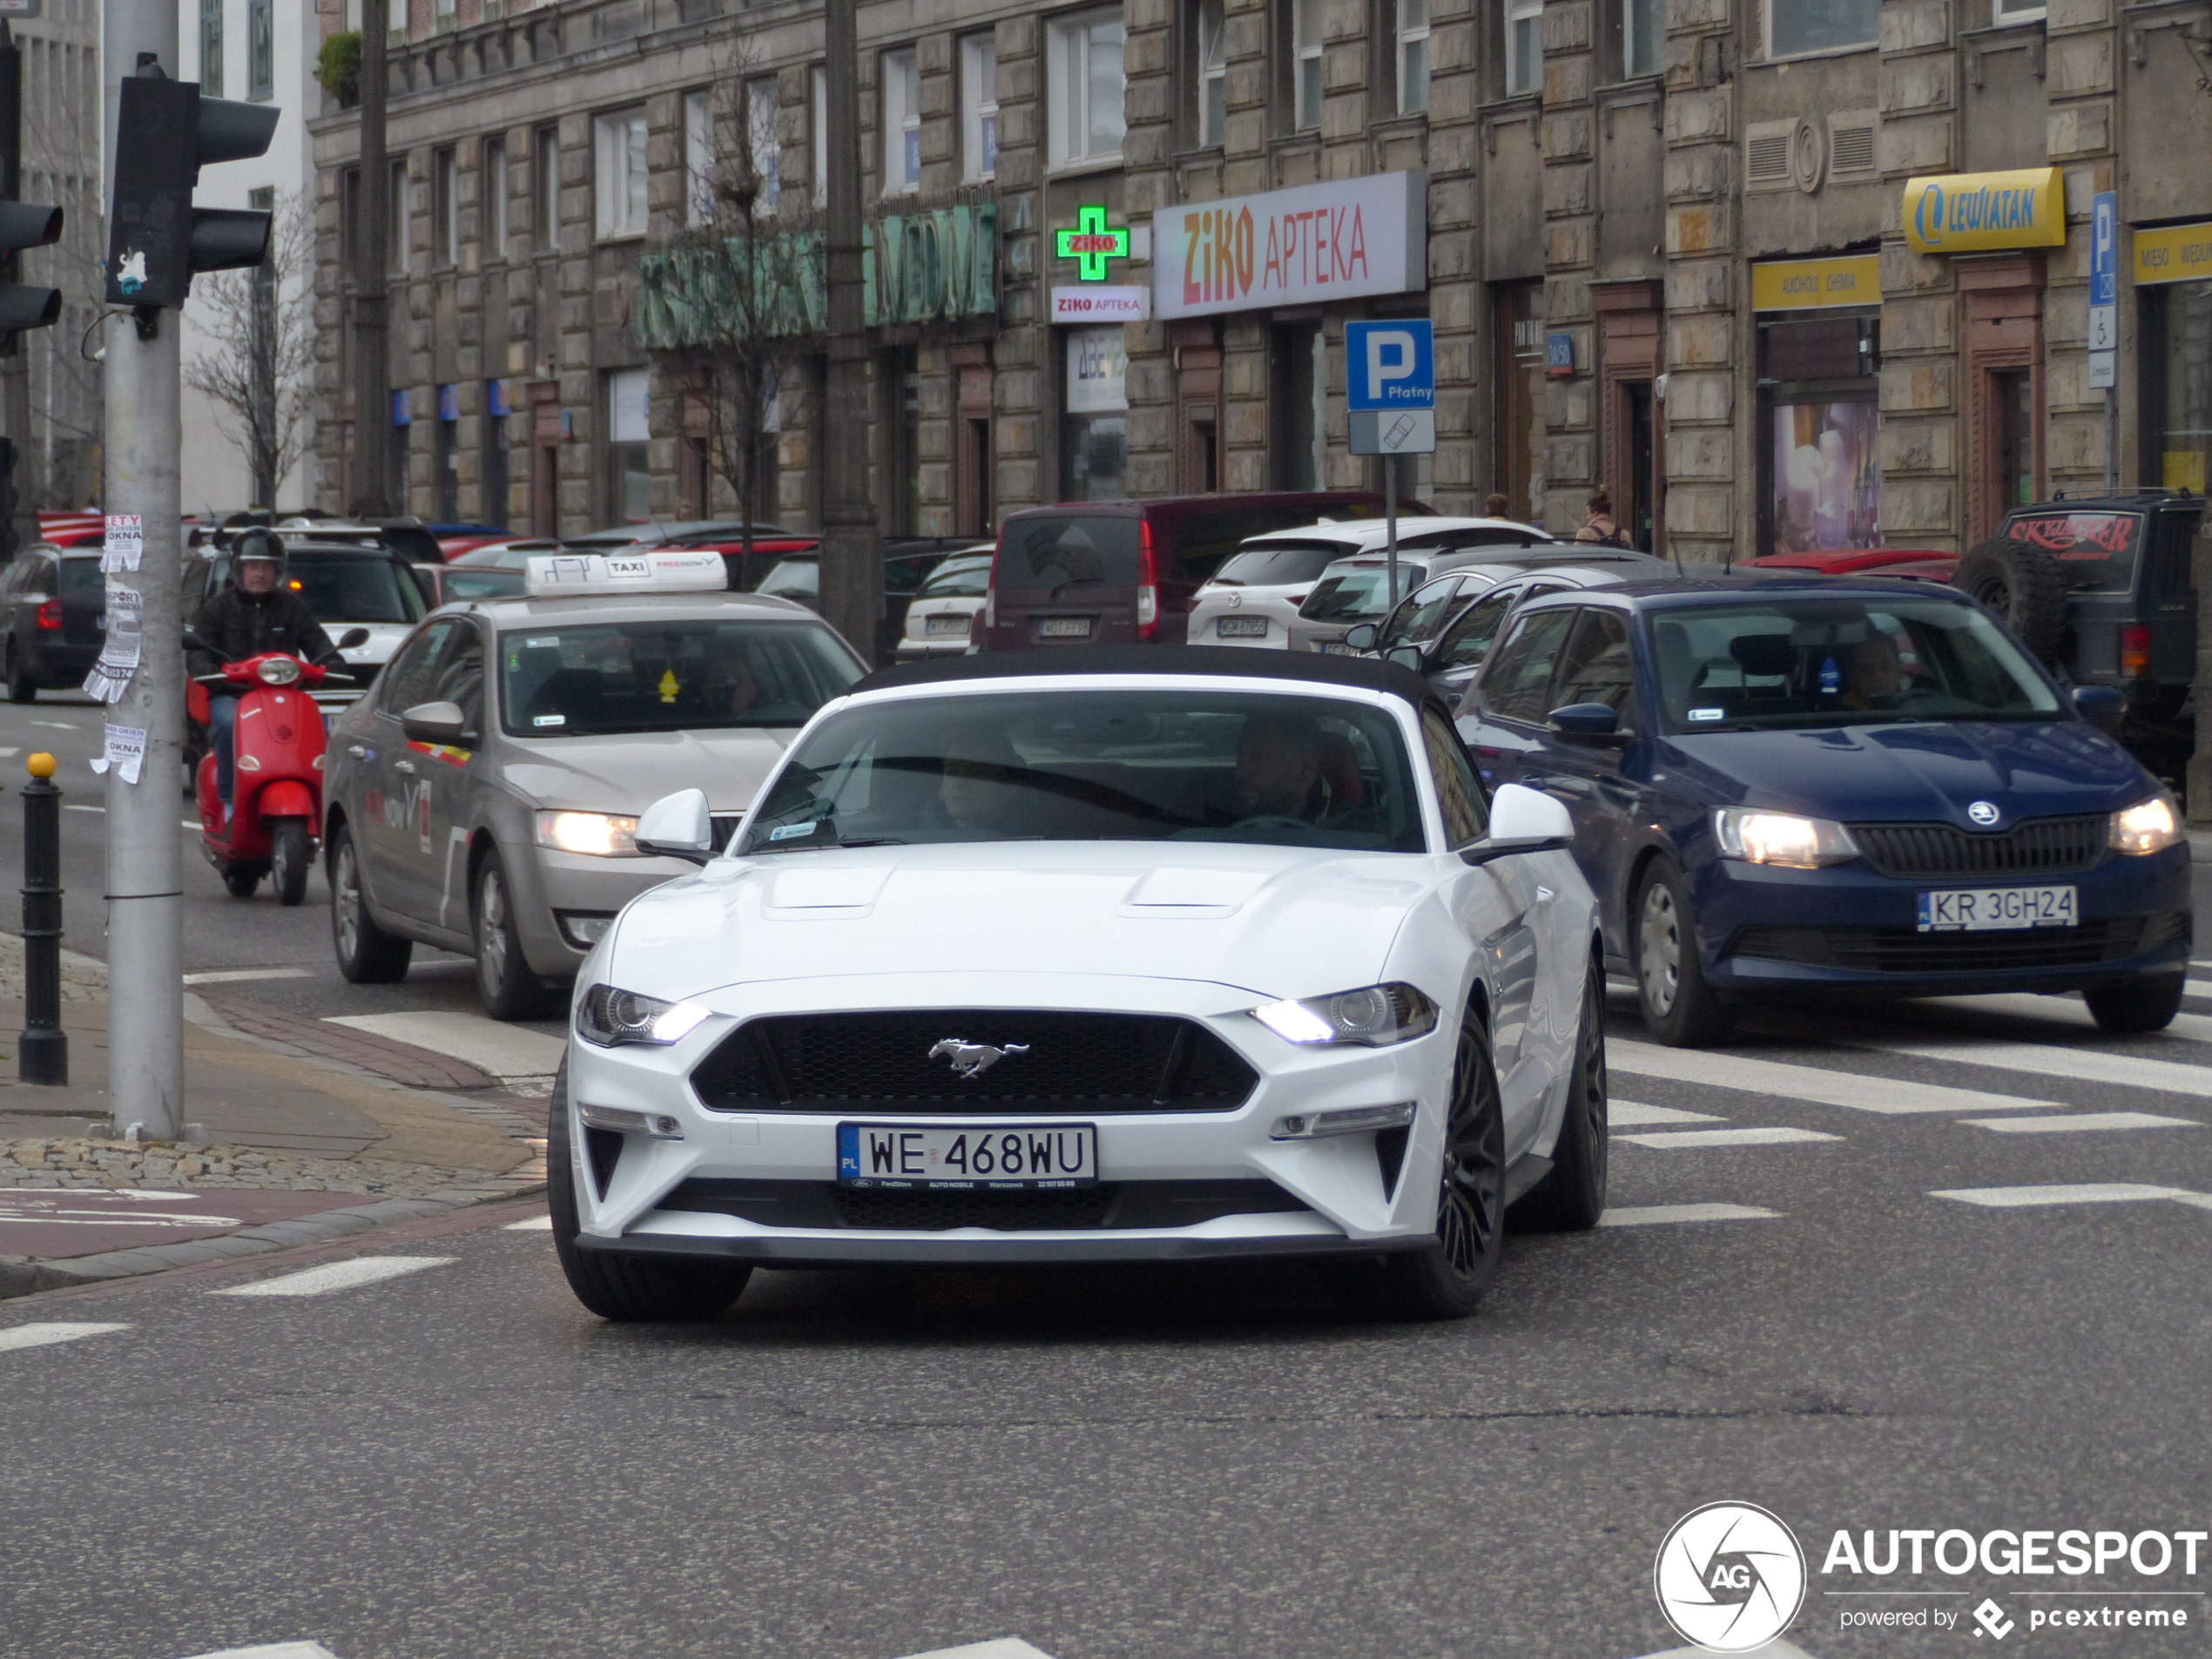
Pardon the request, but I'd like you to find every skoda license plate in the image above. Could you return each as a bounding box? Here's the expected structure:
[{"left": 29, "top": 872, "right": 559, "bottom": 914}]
[
  {"left": 1917, "top": 885, "right": 2078, "bottom": 932},
  {"left": 837, "top": 1123, "right": 1097, "bottom": 1188},
  {"left": 1216, "top": 617, "right": 1269, "bottom": 638},
  {"left": 1038, "top": 617, "right": 1093, "bottom": 638}
]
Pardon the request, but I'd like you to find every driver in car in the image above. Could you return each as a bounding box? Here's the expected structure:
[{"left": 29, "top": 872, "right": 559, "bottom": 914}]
[
  {"left": 189, "top": 529, "right": 341, "bottom": 824},
  {"left": 1838, "top": 631, "right": 1906, "bottom": 711},
  {"left": 1229, "top": 713, "right": 1352, "bottom": 827}
]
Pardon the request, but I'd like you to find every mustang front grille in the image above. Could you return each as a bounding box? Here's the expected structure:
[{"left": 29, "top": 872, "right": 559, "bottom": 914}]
[
  {"left": 1848, "top": 816, "right": 2107, "bottom": 880},
  {"left": 690, "top": 1009, "right": 1260, "bottom": 1115}
]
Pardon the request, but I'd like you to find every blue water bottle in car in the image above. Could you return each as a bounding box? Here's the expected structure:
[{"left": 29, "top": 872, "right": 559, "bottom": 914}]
[{"left": 1819, "top": 655, "right": 1841, "bottom": 694}]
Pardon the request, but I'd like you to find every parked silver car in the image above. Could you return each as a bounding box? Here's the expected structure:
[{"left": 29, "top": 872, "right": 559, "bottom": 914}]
[{"left": 323, "top": 586, "right": 865, "bottom": 1018}]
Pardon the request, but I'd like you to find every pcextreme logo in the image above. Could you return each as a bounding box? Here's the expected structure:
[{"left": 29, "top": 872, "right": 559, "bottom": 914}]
[{"left": 1654, "top": 1501, "right": 1809, "bottom": 1653}]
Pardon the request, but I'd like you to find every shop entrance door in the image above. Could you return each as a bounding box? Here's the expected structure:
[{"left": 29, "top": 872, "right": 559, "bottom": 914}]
[
  {"left": 1493, "top": 284, "right": 1546, "bottom": 523},
  {"left": 1626, "top": 381, "right": 1655, "bottom": 552},
  {"left": 1995, "top": 369, "right": 2034, "bottom": 516}
]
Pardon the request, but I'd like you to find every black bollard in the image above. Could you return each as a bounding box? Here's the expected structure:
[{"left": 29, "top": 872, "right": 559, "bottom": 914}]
[{"left": 18, "top": 751, "right": 65, "bottom": 1085}]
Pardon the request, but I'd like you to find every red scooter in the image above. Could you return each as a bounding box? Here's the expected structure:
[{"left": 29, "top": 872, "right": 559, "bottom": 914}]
[{"left": 189, "top": 649, "right": 339, "bottom": 905}]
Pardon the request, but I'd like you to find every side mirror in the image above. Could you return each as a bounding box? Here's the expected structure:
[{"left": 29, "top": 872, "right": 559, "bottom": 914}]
[
  {"left": 399, "top": 700, "right": 468, "bottom": 745},
  {"left": 1460, "top": 782, "right": 1575, "bottom": 866},
  {"left": 180, "top": 626, "right": 209, "bottom": 655},
  {"left": 1548, "top": 701, "right": 1629, "bottom": 744},
  {"left": 2072, "top": 684, "right": 2127, "bottom": 732},
  {"left": 1343, "top": 623, "right": 1379, "bottom": 651},
  {"left": 338, "top": 626, "right": 372, "bottom": 651},
  {"left": 1385, "top": 644, "right": 1425, "bottom": 672},
  {"left": 636, "top": 787, "right": 715, "bottom": 866}
]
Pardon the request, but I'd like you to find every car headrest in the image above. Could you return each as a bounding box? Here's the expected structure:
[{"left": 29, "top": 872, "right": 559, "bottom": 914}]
[
  {"left": 1729, "top": 633, "right": 1796, "bottom": 678},
  {"left": 1317, "top": 730, "right": 1365, "bottom": 807}
]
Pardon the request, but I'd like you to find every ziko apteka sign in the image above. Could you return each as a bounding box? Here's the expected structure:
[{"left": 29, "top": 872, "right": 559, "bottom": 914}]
[{"left": 1154, "top": 172, "right": 1427, "bottom": 320}]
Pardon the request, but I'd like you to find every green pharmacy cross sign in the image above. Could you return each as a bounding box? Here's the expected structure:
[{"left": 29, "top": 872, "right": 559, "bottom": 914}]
[{"left": 1055, "top": 205, "right": 1131, "bottom": 281}]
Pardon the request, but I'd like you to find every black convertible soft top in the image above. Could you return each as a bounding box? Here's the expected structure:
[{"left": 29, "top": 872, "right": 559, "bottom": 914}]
[{"left": 855, "top": 644, "right": 1442, "bottom": 710}]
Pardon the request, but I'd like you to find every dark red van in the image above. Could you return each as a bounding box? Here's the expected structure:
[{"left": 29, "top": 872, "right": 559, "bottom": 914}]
[{"left": 979, "top": 492, "right": 1430, "bottom": 651}]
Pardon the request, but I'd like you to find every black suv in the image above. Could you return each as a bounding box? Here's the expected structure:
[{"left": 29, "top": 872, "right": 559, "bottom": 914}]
[
  {"left": 0, "top": 544, "right": 104, "bottom": 702},
  {"left": 1955, "top": 491, "right": 2199, "bottom": 753}
]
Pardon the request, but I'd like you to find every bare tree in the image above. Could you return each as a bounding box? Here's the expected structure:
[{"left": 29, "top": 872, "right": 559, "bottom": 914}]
[
  {"left": 184, "top": 192, "right": 316, "bottom": 509},
  {"left": 637, "top": 57, "right": 821, "bottom": 563}
]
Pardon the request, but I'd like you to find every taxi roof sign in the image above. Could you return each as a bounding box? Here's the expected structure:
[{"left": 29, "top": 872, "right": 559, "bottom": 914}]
[{"left": 523, "top": 550, "right": 729, "bottom": 597}]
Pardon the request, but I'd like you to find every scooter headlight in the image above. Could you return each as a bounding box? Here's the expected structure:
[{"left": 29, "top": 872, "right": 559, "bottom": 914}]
[{"left": 256, "top": 657, "right": 301, "bottom": 686}]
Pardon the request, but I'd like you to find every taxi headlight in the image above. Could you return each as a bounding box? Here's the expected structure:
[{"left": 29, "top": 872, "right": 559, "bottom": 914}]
[
  {"left": 535, "top": 810, "right": 640, "bottom": 857},
  {"left": 1712, "top": 806, "right": 1860, "bottom": 869},
  {"left": 1251, "top": 983, "right": 1439, "bottom": 1047},
  {"left": 576, "top": 984, "right": 711, "bottom": 1047},
  {"left": 2109, "top": 793, "right": 2186, "bottom": 855}
]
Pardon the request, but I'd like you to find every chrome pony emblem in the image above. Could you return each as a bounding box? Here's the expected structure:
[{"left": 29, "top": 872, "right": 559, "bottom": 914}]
[
  {"left": 928, "top": 1038, "right": 1029, "bottom": 1079},
  {"left": 1966, "top": 800, "right": 2002, "bottom": 827}
]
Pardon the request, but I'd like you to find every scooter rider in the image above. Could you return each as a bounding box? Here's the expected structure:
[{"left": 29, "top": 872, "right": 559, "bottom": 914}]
[{"left": 189, "top": 529, "right": 341, "bottom": 822}]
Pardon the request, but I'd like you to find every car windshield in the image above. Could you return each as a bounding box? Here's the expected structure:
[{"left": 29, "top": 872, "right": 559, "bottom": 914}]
[
  {"left": 1651, "top": 597, "right": 2064, "bottom": 733},
  {"left": 498, "top": 618, "right": 859, "bottom": 736},
  {"left": 442, "top": 567, "right": 526, "bottom": 601},
  {"left": 916, "top": 556, "right": 994, "bottom": 599},
  {"left": 738, "top": 689, "right": 1426, "bottom": 854},
  {"left": 58, "top": 559, "right": 104, "bottom": 601},
  {"left": 1210, "top": 543, "right": 1345, "bottom": 586},
  {"left": 286, "top": 556, "right": 427, "bottom": 624},
  {"left": 1300, "top": 563, "right": 1431, "bottom": 623},
  {"left": 756, "top": 560, "right": 819, "bottom": 602},
  {"left": 2002, "top": 511, "right": 2141, "bottom": 594}
]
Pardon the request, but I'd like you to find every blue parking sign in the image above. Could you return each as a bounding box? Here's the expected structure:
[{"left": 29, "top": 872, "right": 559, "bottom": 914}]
[{"left": 1344, "top": 320, "right": 1434, "bottom": 411}]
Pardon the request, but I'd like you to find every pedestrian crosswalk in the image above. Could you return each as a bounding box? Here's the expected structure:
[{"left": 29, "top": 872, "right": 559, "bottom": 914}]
[
  {"left": 210, "top": 1257, "right": 455, "bottom": 1298},
  {"left": 0, "top": 1322, "right": 132, "bottom": 1354},
  {"left": 1611, "top": 1039, "right": 2060, "bottom": 1115}
]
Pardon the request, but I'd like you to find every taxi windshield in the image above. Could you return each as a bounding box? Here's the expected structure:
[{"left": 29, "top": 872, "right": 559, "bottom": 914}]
[
  {"left": 498, "top": 619, "right": 860, "bottom": 737},
  {"left": 737, "top": 689, "right": 1426, "bottom": 854}
]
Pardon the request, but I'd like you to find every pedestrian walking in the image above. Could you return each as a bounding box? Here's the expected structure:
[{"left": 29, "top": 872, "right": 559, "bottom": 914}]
[{"left": 1575, "top": 489, "right": 1633, "bottom": 549}]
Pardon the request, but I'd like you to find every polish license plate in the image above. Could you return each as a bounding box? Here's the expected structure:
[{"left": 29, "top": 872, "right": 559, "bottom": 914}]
[
  {"left": 1320, "top": 641, "right": 1360, "bottom": 656},
  {"left": 925, "top": 614, "right": 968, "bottom": 634},
  {"left": 1917, "top": 885, "right": 2079, "bottom": 932},
  {"left": 836, "top": 1122, "right": 1097, "bottom": 1188},
  {"left": 1216, "top": 617, "right": 1269, "bottom": 638},
  {"left": 1038, "top": 617, "right": 1093, "bottom": 638}
]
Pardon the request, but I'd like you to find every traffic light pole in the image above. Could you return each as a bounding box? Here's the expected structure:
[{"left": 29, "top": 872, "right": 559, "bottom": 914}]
[
  {"left": 101, "top": 2, "right": 186, "bottom": 1142},
  {"left": 817, "top": 0, "right": 880, "bottom": 665},
  {"left": 0, "top": 26, "right": 32, "bottom": 563}
]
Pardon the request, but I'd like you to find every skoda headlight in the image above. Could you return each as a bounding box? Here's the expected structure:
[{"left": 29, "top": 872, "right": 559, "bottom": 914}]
[
  {"left": 1251, "top": 982, "right": 1439, "bottom": 1047},
  {"left": 536, "top": 810, "right": 640, "bottom": 857},
  {"left": 1712, "top": 806, "right": 1860, "bottom": 870},
  {"left": 576, "top": 984, "right": 711, "bottom": 1047},
  {"left": 2109, "top": 793, "right": 2186, "bottom": 856}
]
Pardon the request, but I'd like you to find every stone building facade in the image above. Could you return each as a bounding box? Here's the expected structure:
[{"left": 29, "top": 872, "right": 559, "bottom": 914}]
[{"left": 308, "top": 0, "right": 2212, "bottom": 563}]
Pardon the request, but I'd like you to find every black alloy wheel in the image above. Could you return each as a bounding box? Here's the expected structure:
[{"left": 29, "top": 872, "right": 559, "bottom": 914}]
[
  {"left": 1511, "top": 954, "right": 1610, "bottom": 1231},
  {"left": 1375, "top": 1000, "right": 1507, "bottom": 1320},
  {"left": 546, "top": 1063, "right": 752, "bottom": 1322}
]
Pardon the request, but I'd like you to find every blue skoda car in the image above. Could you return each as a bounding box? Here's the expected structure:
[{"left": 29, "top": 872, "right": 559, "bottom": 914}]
[{"left": 1452, "top": 577, "right": 2192, "bottom": 1046}]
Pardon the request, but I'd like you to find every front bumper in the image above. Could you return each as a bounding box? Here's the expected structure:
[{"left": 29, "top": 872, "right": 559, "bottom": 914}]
[
  {"left": 1690, "top": 845, "right": 2193, "bottom": 996},
  {"left": 563, "top": 970, "right": 1456, "bottom": 1265},
  {"left": 511, "top": 846, "right": 713, "bottom": 977}
]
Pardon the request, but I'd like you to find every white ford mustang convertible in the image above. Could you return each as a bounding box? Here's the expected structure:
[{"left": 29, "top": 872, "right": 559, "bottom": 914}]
[{"left": 550, "top": 648, "right": 1608, "bottom": 1321}]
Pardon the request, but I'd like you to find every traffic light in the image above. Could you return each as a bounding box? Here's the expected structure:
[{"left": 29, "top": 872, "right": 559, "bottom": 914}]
[
  {"left": 0, "top": 199, "right": 59, "bottom": 335},
  {"left": 104, "top": 68, "right": 280, "bottom": 311}
]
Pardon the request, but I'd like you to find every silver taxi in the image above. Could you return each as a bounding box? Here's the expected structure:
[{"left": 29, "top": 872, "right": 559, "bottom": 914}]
[{"left": 323, "top": 562, "right": 865, "bottom": 1019}]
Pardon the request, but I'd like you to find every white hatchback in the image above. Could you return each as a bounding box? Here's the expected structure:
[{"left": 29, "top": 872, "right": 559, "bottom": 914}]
[{"left": 894, "top": 550, "right": 995, "bottom": 659}]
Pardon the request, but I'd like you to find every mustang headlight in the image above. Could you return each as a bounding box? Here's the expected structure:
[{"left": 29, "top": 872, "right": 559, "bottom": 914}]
[
  {"left": 1251, "top": 983, "right": 1439, "bottom": 1047},
  {"left": 536, "top": 810, "right": 640, "bottom": 857},
  {"left": 1712, "top": 806, "right": 1860, "bottom": 869},
  {"left": 576, "top": 984, "right": 711, "bottom": 1047},
  {"left": 2110, "top": 793, "right": 2186, "bottom": 855}
]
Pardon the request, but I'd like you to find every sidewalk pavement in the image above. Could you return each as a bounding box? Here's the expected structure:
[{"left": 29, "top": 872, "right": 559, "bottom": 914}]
[{"left": 0, "top": 934, "right": 550, "bottom": 1300}]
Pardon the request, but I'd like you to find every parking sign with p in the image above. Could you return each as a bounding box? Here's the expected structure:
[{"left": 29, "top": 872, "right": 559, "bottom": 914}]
[{"left": 1345, "top": 320, "right": 1434, "bottom": 410}]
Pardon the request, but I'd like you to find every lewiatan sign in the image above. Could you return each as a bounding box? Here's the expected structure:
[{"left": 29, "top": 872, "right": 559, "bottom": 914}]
[{"left": 1902, "top": 168, "right": 2067, "bottom": 255}]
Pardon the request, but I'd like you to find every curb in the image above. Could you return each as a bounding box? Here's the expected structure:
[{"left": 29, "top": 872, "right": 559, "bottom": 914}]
[
  {"left": 0, "top": 1183, "right": 546, "bottom": 1302},
  {"left": 2191, "top": 829, "right": 2212, "bottom": 865}
]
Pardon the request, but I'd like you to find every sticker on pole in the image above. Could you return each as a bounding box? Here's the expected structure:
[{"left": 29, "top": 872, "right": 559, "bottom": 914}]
[
  {"left": 81, "top": 588, "right": 143, "bottom": 705},
  {"left": 90, "top": 725, "right": 147, "bottom": 786},
  {"left": 101, "top": 514, "right": 144, "bottom": 573}
]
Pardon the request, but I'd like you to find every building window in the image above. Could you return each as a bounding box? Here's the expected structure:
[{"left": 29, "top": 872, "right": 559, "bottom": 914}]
[
  {"left": 536, "top": 126, "right": 561, "bottom": 255},
  {"left": 745, "top": 77, "right": 781, "bottom": 212},
  {"left": 483, "top": 137, "right": 508, "bottom": 261},
  {"left": 1397, "top": 0, "right": 1431, "bottom": 113},
  {"left": 433, "top": 146, "right": 457, "bottom": 267},
  {"left": 1504, "top": 0, "right": 1543, "bottom": 94},
  {"left": 1048, "top": 10, "right": 1127, "bottom": 171},
  {"left": 2145, "top": 282, "right": 2212, "bottom": 494},
  {"left": 1757, "top": 313, "right": 1881, "bottom": 553},
  {"left": 1764, "top": 0, "right": 1880, "bottom": 58},
  {"left": 685, "top": 89, "right": 715, "bottom": 226},
  {"left": 812, "top": 65, "right": 829, "bottom": 207},
  {"left": 1623, "top": 0, "right": 1662, "bottom": 75},
  {"left": 344, "top": 0, "right": 361, "bottom": 28},
  {"left": 1194, "top": 0, "right": 1227, "bottom": 145},
  {"left": 389, "top": 157, "right": 409, "bottom": 276},
  {"left": 595, "top": 107, "right": 650, "bottom": 240},
  {"left": 1992, "top": 0, "right": 2045, "bottom": 20},
  {"left": 247, "top": 0, "right": 272, "bottom": 100},
  {"left": 199, "top": 0, "right": 224, "bottom": 98},
  {"left": 1062, "top": 326, "right": 1130, "bottom": 500},
  {"left": 883, "top": 47, "right": 921, "bottom": 195},
  {"left": 607, "top": 368, "right": 652, "bottom": 523},
  {"left": 1291, "top": 0, "right": 1324, "bottom": 129},
  {"left": 961, "top": 33, "right": 999, "bottom": 181}
]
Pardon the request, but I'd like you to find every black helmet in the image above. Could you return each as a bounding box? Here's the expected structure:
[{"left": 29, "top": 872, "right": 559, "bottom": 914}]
[{"left": 233, "top": 527, "right": 287, "bottom": 577}]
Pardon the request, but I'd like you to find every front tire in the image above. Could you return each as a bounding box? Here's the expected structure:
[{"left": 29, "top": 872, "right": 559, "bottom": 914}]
[
  {"left": 473, "top": 850, "right": 557, "bottom": 1021},
  {"left": 2084, "top": 973, "right": 2185, "bottom": 1035},
  {"left": 270, "top": 818, "right": 313, "bottom": 907},
  {"left": 329, "top": 822, "right": 412, "bottom": 983},
  {"left": 221, "top": 863, "right": 264, "bottom": 900},
  {"left": 1375, "top": 1001, "right": 1507, "bottom": 1320},
  {"left": 1633, "top": 859, "right": 1735, "bottom": 1048},
  {"left": 548, "top": 1063, "right": 751, "bottom": 1322},
  {"left": 1512, "top": 956, "right": 1609, "bottom": 1231}
]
